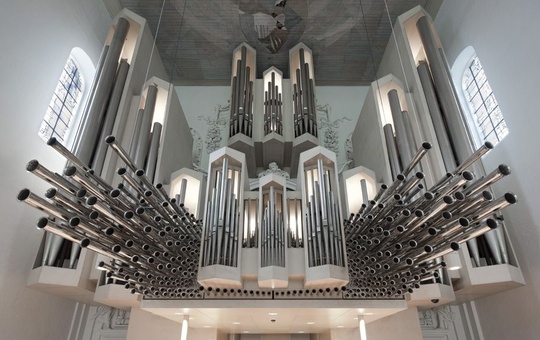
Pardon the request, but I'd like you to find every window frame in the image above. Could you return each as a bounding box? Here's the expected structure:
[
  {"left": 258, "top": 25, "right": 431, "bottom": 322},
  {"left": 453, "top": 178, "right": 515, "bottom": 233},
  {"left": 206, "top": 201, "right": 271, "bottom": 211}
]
[
  {"left": 39, "top": 48, "right": 95, "bottom": 150},
  {"left": 451, "top": 46, "right": 508, "bottom": 148}
]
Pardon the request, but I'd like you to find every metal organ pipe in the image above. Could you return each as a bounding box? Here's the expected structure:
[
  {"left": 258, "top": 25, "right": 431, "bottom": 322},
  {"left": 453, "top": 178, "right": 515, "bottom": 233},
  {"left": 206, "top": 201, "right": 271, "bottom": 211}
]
[
  {"left": 304, "top": 161, "right": 345, "bottom": 267},
  {"left": 293, "top": 48, "right": 317, "bottom": 138},
  {"left": 92, "top": 59, "right": 131, "bottom": 174},
  {"left": 19, "top": 136, "right": 202, "bottom": 298},
  {"left": 388, "top": 90, "right": 414, "bottom": 166},
  {"left": 201, "top": 159, "right": 241, "bottom": 267},
  {"left": 134, "top": 84, "right": 158, "bottom": 169},
  {"left": 416, "top": 16, "right": 474, "bottom": 164},
  {"left": 145, "top": 122, "right": 162, "bottom": 182},
  {"left": 344, "top": 141, "right": 517, "bottom": 297},
  {"left": 75, "top": 17, "right": 130, "bottom": 166},
  {"left": 417, "top": 60, "right": 457, "bottom": 170},
  {"left": 229, "top": 46, "right": 253, "bottom": 137}
]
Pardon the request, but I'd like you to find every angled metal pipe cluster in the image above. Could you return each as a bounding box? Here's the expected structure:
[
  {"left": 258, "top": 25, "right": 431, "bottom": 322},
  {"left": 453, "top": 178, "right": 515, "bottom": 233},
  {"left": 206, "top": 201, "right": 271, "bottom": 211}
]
[
  {"left": 229, "top": 46, "right": 254, "bottom": 138},
  {"left": 264, "top": 71, "right": 283, "bottom": 135},
  {"left": 18, "top": 136, "right": 202, "bottom": 298},
  {"left": 344, "top": 142, "right": 516, "bottom": 298}
]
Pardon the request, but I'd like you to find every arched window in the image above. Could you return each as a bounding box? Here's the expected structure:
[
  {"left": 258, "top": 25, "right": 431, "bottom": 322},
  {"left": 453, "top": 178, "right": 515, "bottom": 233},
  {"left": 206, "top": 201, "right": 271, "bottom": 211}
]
[
  {"left": 39, "top": 48, "right": 95, "bottom": 148},
  {"left": 452, "top": 47, "right": 508, "bottom": 147}
]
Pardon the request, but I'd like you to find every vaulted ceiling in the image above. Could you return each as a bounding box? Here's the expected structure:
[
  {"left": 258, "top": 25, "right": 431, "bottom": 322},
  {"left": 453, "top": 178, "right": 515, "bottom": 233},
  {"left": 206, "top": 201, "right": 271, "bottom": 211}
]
[{"left": 116, "top": 0, "right": 443, "bottom": 85}]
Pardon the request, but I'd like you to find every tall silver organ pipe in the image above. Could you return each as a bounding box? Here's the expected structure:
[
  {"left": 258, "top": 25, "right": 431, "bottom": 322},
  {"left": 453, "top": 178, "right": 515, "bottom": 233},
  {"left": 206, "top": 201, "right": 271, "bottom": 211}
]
[
  {"left": 264, "top": 71, "right": 283, "bottom": 135},
  {"left": 304, "top": 160, "right": 345, "bottom": 267},
  {"left": 344, "top": 141, "right": 517, "bottom": 297},
  {"left": 388, "top": 90, "right": 414, "bottom": 166},
  {"left": 75, "top": 17, "right": 130, "bottom": 166},
  {"left": 261, "top": 186, "right": 285, "bottom": 267},
  {"left": 145, "top": 122, "right": 162, "bottom": 183},
  {"left": 93, "top": 59, "right": 131, "bottom": 174},
  {"left": 201, "top": 159, "right": 241, "bottom": 267},
  {"left": 417, "top": 60, "right": 456, "bottom": 170},
  {"left": 287, "top": 198, "right": 303, "bottom": 248},
  {"left": 229, "top": 46, "right": 254, "bottom": 137},
  {"left": 134, "top": 84, "right": 158, "bottom": 169},
  {"left": 293, "top": 48, "right": 317, "bottom": 138},
  {"left": 383, "top": 124, "right": 402, "bottom": 179},
  {"left": 243, "top": 198, "right": 258, "bottom": 248},
  {"left": 19, "top": 136, "right": 203, "bottom": 298},
  {"left": 416, "top": 16, "right": 474, "bottom": 164}
]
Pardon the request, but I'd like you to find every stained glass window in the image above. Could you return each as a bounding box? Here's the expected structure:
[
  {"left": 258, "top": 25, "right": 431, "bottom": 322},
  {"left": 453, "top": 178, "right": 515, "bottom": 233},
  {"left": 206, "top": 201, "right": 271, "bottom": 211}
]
[
  {"left": 462, "top": 57, "right": 508, "bottom": 145},
  {"left": 39, "top": 57, "right": 84, "bottom": 143}
]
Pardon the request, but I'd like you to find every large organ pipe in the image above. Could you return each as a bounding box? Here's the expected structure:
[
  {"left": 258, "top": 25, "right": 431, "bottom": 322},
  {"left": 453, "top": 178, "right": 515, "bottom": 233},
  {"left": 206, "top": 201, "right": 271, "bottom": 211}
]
[
  {"left": 145, "top": 122, "right": 162, "bottom": 182},
  {"left": 345, "top": 141, "right": 516, "bottom": 297},
  {"left": 416, "top": 16, "right": 474, "bottom": 164},
  {"left": 388, "top": 90, "right": 414, "bottom": 165},
  {"left": 293, "top": 48, "right": 317, "bottom": 138},
  {"left": 417, "top": 60, "right": 456, "bottom": 170},
  {"left": 92, "top": 59, "right": 130, "bottom": 174},
  {"left": 134, "top": 84, "right": 158, "bottom": 168},
  {"left": 20, "top": 136, "right": 202, "bottom": 298},
  {"left": 75, "top": 17, "right": 130, "bottom": 166},
  {"left": 383, "top": 124, "right": 401, "bottom": 179}
]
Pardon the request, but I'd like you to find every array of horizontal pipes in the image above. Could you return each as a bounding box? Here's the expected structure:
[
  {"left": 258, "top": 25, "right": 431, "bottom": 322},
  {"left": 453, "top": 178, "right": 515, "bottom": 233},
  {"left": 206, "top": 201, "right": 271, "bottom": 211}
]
[
  {"left": 263, "top": 72, "right": 283, "bottom": 135},
  {"left": 304, "top": 159, "right": 346, "bottom": 267},
  {"left": 201, "top": 159, "right": 241, "bottom": 267},
  {"left": 31, "top": 18, "right": 134, "bottom": 269},
  {"left": 19, "top": 135, "right": 202, "bottom": 298},
  {"left": 345, "top": 126, "right": 515, "bottom": 298},
  {"left": 260, "top": 187, "right": 286, "bottom": 267},
  {"left": 293, "top": 48, "right": 318, "bottom": 138},
  {"left": 229, "top": 46, "right": 254, "bottom": 138}
]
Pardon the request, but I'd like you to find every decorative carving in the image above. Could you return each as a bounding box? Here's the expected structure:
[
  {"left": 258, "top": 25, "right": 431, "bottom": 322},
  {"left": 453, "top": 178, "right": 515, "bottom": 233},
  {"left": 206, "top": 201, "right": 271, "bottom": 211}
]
[
  {"left": 258, "top": 162, "right": 290, "bottom": 179},
  {"left": 344, "top": 134, "right": 355, "bottom": 169},
  {"left": 317, "top": 103, "right": 352, "bottom": 157},
  {"left": 434, "top": 305, "right": 456, "bottom": 330},
  {"left": 190, "top": 127, "right": 203, "bottom": 167},
  {"left": 198, "top": 103, "right": 229, "bottom": 155},
  {"left": 109, "top": 308, "right": 130, "bottom": 329},
  {"left": 419, "top": 309, "right": 439, "bottom": 330}
]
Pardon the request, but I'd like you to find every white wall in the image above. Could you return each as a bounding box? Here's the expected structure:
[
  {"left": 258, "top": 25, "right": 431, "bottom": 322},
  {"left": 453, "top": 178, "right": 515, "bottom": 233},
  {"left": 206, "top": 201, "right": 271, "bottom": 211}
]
[
  {"left": 175, "top": 85, "right": 369, "bottom": 174},
  {"left": 0, "top": 1, "right": 111, "bottom": 339},
  {"left": 435, "top": 1, "right": 540, "bottom": 339}
]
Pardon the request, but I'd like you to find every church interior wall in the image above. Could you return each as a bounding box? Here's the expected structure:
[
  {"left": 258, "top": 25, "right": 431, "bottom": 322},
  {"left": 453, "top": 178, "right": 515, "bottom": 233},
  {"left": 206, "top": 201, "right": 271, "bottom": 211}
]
[
  {"left": 435, "top": 0, "right": 540, "bottom": 338},
  {"left": 0, "top": 1, "right": 111, "bottom": 339}
]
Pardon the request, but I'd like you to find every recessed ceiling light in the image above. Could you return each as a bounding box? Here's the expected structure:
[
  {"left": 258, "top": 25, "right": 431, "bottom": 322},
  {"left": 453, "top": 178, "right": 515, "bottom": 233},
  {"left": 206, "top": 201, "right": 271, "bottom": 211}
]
[
  {"left": 233, "top": 322, "right": 241, "bottom": 325},
  {"left": 243, "top": 331, "right": 250, "bottom": 333},
  {"left": 337, "top": 325, "right": 344, "bottom": 328},
  {"left": 203, "top": 326, "right": 211, "bottom": 328},
  {"left": 307, "top": 321, "right": 315, "bottom": 325},
  {"left": 298, "top": 331, "right": 305, "bottom": 333},
  {"left": 268, "top": 312, "right": 278, "bottom": 316}
]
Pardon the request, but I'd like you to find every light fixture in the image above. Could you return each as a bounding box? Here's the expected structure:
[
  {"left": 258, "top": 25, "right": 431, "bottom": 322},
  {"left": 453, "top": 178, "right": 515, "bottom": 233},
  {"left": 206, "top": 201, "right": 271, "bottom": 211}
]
[
  {"left": 180, "top": 316, "right": 189, "bottom": 340},
  {"left": 233, "top": 322, "right": 241, "bottom": 325},
  {"left": 306, "top": 322, "right": 315, "bottom": 325},
  {"left": 359, "top": 315, "right": 367, "bottom": 340},
  {"left": 268, "top": 312, "right": 279, "bottom": 316}
]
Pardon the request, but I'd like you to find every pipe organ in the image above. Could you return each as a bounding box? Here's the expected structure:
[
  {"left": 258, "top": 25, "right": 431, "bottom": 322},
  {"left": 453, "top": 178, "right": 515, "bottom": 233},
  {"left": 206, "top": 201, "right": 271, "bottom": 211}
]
[
  {"left": 18, "top": 7, "right": 523, "bottom": 308},
  {"left": 291, "top": 46, "right": 317, "bottom": 138},
  {"left": 263, "top": 68, "right": 284, "bottom": 136},
  {"left": 229, "top": 45, "right": 256, "bottom": 138}
]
